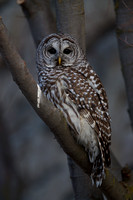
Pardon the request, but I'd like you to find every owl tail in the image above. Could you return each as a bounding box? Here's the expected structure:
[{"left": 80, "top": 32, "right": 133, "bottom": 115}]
[{"left": 90, "top": 153, "right": 105, "bottom": 187}]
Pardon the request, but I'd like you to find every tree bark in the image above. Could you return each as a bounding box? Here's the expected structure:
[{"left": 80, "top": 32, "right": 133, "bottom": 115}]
[
  {"left": 68, "top": 157, "right": 104, "bottom": 200},
  {"left": 55, "top": 0, "right": 85, "bottom": 52},
  {"left": 115, "top": 0, "right": 133, "bottom": 128}
]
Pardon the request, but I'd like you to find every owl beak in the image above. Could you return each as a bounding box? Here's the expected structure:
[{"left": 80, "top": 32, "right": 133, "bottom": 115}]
[{"left": 58, "top": 57, "right": 62, "bottom": 65}]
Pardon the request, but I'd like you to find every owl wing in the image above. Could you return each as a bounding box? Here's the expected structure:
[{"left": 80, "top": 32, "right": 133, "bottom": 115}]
[
  {"left": 64, "top": 66, "right": 111, "bottom": 167},
  {"left": 79, "top": 65, "right": 110, "bottom": 111},
  {"left": 81, "top": 64, "right": 111, "bottom": 139},
  {"left": 55, "top": 71, "right": 111, "bottom": 186}
]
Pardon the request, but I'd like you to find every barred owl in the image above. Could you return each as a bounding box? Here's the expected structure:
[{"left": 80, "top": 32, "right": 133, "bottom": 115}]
[{"left": 36, "top": 33, "right": 111, "bottom": 187}]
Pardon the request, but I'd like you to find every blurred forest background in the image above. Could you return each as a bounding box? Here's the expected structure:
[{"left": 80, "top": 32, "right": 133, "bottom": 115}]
[{"left": 0, "top": 0, "right": 133, "bottom": 200}]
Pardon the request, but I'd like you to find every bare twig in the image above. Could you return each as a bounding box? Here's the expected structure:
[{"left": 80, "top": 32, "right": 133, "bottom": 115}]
[
  {"left": 119, "top": 35, "right": 133, "bottom": 47},
  {"left": 122, "top": 0, "right": 133, "bottom": 14}
]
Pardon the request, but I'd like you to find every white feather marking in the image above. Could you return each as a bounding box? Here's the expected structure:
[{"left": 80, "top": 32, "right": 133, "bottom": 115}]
[
  {"left": 80, "top": 97, "right": 84, "bottom": 101},
  {"left": 87, "top": 79, "right": 103, "bottom": 96},
  {"left": 56, "top": 79, "right": 81, "bottom": 133},
  {"left": 78, "top": 118, "right": 99, "bottom": 163},
  {"left": 62, "top": 102, "right": 81, "bottom": 133},
  {"left": 91, "top": 121, "right": 96, "bottom": 128},
  {"left": 90, "top": 76, "right": 94, "bottom": 80},
  {"left": 37, "top": 84, "right": 42, "bottom": 108},
  {"left": 47, "top": 92, "right": 50, "bottom": 101},
  {"left": 57, "top": 81, "right": 63, "bottom": 99},
  {"left": 83, "top": 112, "right": 90, "bottom": 118}
]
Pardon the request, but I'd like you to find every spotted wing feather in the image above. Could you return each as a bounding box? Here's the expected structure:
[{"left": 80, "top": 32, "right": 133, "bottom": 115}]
[
  {"left": 55, "top": 67, "right": 111, "bottom": 185},
  {"left": 74, "top": 64, "right": 111, "bottom": 166}
]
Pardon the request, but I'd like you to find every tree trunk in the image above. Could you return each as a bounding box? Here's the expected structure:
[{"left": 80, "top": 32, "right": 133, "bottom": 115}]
[{"left": 115, "top": 0, "right": 133, "bottom": 128}]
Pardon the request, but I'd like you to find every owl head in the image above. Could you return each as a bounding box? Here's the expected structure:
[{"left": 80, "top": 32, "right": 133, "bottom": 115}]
[{"left": 36, "top": 33, "right": 85, "bottom": 69}]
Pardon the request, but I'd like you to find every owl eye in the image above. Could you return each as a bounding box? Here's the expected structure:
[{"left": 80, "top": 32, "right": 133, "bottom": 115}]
[
  {"left": 48, "top": 47, "right": 56, "bottom": 54},
  {"left": 63, "top": 48, "right": 72, "bottom": 54}
]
